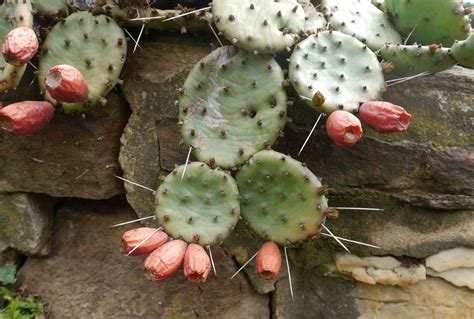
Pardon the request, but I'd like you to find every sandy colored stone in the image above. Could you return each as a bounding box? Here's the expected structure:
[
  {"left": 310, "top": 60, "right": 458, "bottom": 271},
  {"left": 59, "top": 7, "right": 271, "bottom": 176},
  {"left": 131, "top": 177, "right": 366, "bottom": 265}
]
[
  {"left": 427, "top": 268, "right": 474, "bottom": 290},
  {"left": 333, "top": 254, "right": 425, "bottom": 287},
  {"left": 354, "top": 278, "right": 474, "bottom": 319},
  {"left": 0, "top": 193, "right": 55, "bottom": 256},
  {"left": 16, "top": 198, "right": 269, "bottom": 319},
  {"left": 426, "top": 247, "right": 474, "bottom": 272}
]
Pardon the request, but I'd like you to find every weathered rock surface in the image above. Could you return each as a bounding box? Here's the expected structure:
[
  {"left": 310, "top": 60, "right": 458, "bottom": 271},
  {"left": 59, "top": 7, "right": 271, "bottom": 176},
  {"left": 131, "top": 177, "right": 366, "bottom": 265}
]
[
  {"left": 119, "top": 36, "right": 211, "bottom": 219},
  {"left": 426, "top": 247, "right": 474, "bottom": 272},
  {"left": 331, "top": 253, "right": 426, "bottom": 287},
  {"left": 427, "top": 268, "right": 474, "bottom": 290},
  {"left": 0, "top": 193, "right": 55, "bottom": 256},
  {"left": 272, "top": 269, "right": 474, "bottom": 319},
  {"left": 0, "top": 92, "right": 129, "bottom": 199},
  {"left": 17, "top": 198, "right": 269, "bottom": 319}
]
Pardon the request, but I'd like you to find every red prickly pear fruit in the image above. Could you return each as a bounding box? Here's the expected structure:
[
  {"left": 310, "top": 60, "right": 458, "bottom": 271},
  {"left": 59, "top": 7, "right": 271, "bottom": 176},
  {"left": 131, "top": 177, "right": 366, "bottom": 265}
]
[
  {"left": 2, "top": 27, "right": 39, "bottom": 66},
  {"left": 0, "top": 101, "right": 54, "bottom": 135},
  {"left": 255, "top": 242, "right": 282, "bottom": 280},
  {"left": 183, "top": 244, "right": 212, "bottom": 284},
  {"left": 44, "top": 65, "right": 89, "bottom": 103},
  {"left": 144, "top": 239, "right": 187, "bottom": 281},
  {"left": 121, "top": 227, "right": 169, "bottom": 256},
  {"left": 326, "top": 110, "right": 363, "bottom": 147},
  {"left": 359, "top": 101, "right": 411, "bottom": 133}
]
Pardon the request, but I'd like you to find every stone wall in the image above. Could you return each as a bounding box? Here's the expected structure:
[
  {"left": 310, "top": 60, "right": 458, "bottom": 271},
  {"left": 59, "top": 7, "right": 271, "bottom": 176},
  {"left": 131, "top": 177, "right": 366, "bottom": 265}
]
[{"left": 1, "top": 33, "right": 473, "bottom": 318}]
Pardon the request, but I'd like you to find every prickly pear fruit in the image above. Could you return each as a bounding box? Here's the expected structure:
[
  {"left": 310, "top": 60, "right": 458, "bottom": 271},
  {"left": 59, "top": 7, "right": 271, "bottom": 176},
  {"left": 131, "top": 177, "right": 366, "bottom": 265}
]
[
  {"left": 183, "top": 244, "right": 212, "bottom": 284},
  {"left": 144, "top": 239, "right": 188, "bottom": 281},
  {"left": 45, "top": 65, "right": 89, "bottom": 103},
  {"left": 121, "top": 227, "right": 169, "bottom": 256},
  {"left": 2, "top": 27, "right": 38, "bottom": 66},
  {"left": 326, "top": 111, "right": 363, "bottom": 147},
  {"left": 359, "top": 101, "right": 411, "bottom": 133},
  {"left": 0, "top": 101, "right": 54, "bottom": 135},
  {"left": 255, "top": 242, "right": 282, "bottom": 280}
]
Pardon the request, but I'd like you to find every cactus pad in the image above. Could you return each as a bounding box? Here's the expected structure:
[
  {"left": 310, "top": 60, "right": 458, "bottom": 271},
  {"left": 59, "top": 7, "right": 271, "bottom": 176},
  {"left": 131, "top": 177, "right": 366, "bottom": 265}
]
[
  {"left": 289, "top": 31, "right": 385, "bottom": 114},
  {"left": 155, "top": 162, "right": 240, "bottom": 246},
  {"left": 0, "top": 1, "right": 33, "bottom": 96},
  {"left": 33, "top": 0, "right": 68, "bottom": 16},
  {"left": 235, "top": 150, "right": 328, "bottom": 246},
  {"left": 179, "top": 46, "right": 287, "bottom": 169},
  {"left": 299, "top": 0, "right": 327, "bottom": 35},
  {"left": 38, "top": 12, "right": 126, "bottom": 113},
  {"left": 212, "top": 0, "right": 305, "bottom": 54},
  {"left": 380, "top": 44, "right": 456, "bottom": 77},
  {"left": 451, "top": 33, "right": 474, "bottom": 68},
  {"left": 322, "top": 0, "right": 401, "bottom": 50},
  {"left": 385, "top": 0, "right": 470, "bottom": 46}
]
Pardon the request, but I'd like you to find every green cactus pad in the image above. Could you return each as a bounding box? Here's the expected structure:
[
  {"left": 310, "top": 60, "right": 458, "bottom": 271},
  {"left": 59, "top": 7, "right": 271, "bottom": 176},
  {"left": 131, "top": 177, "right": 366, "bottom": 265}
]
[
  {"left": 155, "top": 162, "right": 241, "bottom": 245},
  {"left": 236, "top": 150, "right": 328, "bottom": 246},
  {"left": 321, "top": 0, "right": 401, "bottom": 50},
  {"left": 212, "top": 0, "right": 305, "bottom": 54},
  {"left": 289, "top": 31, "right": 385, "bottom": 114},
  {"left": 38, "top": 12, "right": 127, "bottom": 113},
  {"left": 179, "top": 46, "right": 287, "bottom": 169},
  {"left": 380, "top": 44, "right": 456, "bottom": 77},
  {"left": 451, "top": 33, "right": 474, "bottom": 68},
  {"left": 385, "top": 0, "right": 470, "bottom": 46},
  {"left": 0, "top": 1, "right": 33, "bottom": 96},
  {"left": 33, "top": 0, "right": 68, "bottom": 16},
  {"left": 298, "top": 0, "right": 327, "bottom": 35}
]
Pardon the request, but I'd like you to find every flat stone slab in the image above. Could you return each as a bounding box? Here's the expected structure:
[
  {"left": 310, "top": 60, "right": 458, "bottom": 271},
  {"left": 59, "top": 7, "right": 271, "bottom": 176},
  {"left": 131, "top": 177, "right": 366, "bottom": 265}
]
[
  {"left": 16, "top": 198, "right": 269, "bottom": 318},
  {"left": 0, "top": 92, "right": 129, "bottom": 199}
]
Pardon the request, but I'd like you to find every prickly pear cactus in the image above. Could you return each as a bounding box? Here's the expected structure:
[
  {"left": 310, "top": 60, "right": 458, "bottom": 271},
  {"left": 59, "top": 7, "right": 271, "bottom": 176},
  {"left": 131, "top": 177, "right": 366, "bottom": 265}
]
[
  {"left": 380, "top": 44, "right": 456, "bottom": 77},
  {"left": 38, "top": 12, "right": 127, "bottom": 113},
  {"left": 385, "top": 0, "right": 470, "bottom": 46},
  {"left": 212, "top": 0, "right": 305, "bottom": 54},
  {"left": 298, "top": 0, "right": 327, "bottom": 35},
  {"left": 236, "top": 150, "right": 328, "bottom": 246},
  {"left": 321, "top": 0, "right": 401, "bottom": 50},
  {"left": 289, "top": 31, "right": 385, "bottom": 114},
  {"left": 33, "top": 0, "right": 68, "bottom": 16},
  {"left": 0, "top": 1, "right": 33, "bottom": 96},
  {"left": 155, "top": 162, "right": 241, "bottom": 245},
  {"left": 179, "top": 46, "right": 287, "bottom": 169},
  {"left": 451, "top": 33, "right": 474, "bottom": 68}
]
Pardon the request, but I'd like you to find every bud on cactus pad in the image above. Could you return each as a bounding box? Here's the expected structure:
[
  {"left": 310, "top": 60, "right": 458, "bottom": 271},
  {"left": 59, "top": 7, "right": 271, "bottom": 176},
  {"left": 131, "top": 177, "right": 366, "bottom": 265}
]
[
  {"left": 45, "top": 65, "right": 89, "bottom": 103},
  {"left": 144, "top": 239, "right": 188, "bottom": 281},
  {"left": 0, "top": 101, "right": 55, "bottom": 135},
  {"left": 321, "top": 0, "right": 401, "bottom": 50},
  {"left": 380, "top": 44, "right": 456, "bottom": 77},
  {"left": 451, "top": 33, "right": 474, "bottom": 69},
  {"left": 212, "top": 0, "right": 305, "bottom": 54},
  {"left": 385, "top": 0, "right": 470, "bottom": 46},
  {"left": 255, "top": 242, "right": 282, "bottom": 280},
  {"left": 289, "top": 31, "right": 384, "bottom": 114},
  {"left": 122, "top": 227, "right": 169, "bottom": 256},
  {"left": 235, "top": 150, "right": 328, "bottom": 246},
  {"left": 359, "top": 101, "right": 411, "bottom": 133},
  {"left": 2, "top": 27, "right": 38, "bottom": 66},
  {"left": 326, "top": 110, "right": 363, "bottom": 147},
  {"left": 0, "top": 1, "right": 33, "bottom": 96},
  {"left": 179, "top": 46, "right": 287, "bottom": 169},
  {"left": 183, "top": 244, "right": 212, "bottom": 284},
  {"left": 38, "top": 12, "right": 127, "bottom": 113},
  {"left": 155, "top": 162, "right": 241, "bottom": 245}
]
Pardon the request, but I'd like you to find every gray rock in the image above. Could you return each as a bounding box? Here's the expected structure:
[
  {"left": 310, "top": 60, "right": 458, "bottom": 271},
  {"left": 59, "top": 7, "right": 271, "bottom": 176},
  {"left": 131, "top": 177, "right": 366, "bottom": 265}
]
[
  {"left": 0, "top": 193, "right": 55, "bottom": 256},
  {"left": 17, "top": 198, "right": 269, "bottom": 319},
  {"left": 119, "top": 37, "right": 211, "bottom": 219},
  {"left": 0, "top": 93, "right": 130, "bottom": 199}
]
